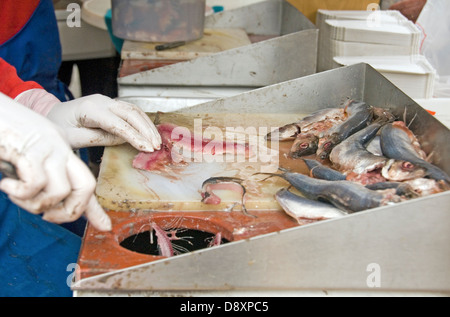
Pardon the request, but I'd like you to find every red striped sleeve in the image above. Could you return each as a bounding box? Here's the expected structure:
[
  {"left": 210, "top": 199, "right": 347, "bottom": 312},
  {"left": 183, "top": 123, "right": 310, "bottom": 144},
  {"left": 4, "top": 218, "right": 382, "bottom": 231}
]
[{"left": 0, "top": 58, "right": 43, "bottom": 99}]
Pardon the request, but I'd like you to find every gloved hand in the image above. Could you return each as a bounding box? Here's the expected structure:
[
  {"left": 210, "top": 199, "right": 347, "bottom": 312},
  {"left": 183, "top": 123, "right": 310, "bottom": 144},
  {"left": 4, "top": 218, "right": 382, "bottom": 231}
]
[
  {"left": 15, "top": 90, "right": 161, "bottom": 151},
  {"left": 46, "top": 94, "right": 161, "bottom": 151},
  {"left": 0, "top": 93, "right": 111, "bottom": 231}
]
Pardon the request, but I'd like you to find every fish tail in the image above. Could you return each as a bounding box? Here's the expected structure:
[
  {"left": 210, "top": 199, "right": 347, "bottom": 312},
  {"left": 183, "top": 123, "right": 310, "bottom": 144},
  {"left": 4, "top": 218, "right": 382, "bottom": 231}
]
[{"left": 253, "top": 167, "right": 290, "bottom": 181}]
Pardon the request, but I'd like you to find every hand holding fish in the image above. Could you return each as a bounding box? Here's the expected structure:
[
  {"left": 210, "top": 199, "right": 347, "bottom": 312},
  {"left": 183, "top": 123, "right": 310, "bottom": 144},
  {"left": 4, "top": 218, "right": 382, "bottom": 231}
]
[
  {"left": 46, "top": 94, "right": 162, "bottom": 151},
  {"left": 0, "top": 93, "right": 111, "bottom": 232}
]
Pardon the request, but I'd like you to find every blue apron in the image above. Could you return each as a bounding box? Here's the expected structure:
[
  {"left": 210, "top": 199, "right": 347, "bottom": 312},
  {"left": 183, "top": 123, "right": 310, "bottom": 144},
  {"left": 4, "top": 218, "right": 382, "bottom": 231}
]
[
  {"left": 0, "top": 0, "right": 89, "bottom": 235},
  {"left": 0, "top": 1, "right": 82, "bottom": 296},
  {"left": 0, "top": 0, "right": 71, "bottom": 101},
  {"left": 0, "top": 189, "right": 81, "bottom": 297}
]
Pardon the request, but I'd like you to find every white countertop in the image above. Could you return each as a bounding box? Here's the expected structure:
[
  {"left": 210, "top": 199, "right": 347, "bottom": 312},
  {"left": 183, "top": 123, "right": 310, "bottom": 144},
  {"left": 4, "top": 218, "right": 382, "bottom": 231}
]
[{"left": 415, "top": 98, "right": 450, "bottom": 128}]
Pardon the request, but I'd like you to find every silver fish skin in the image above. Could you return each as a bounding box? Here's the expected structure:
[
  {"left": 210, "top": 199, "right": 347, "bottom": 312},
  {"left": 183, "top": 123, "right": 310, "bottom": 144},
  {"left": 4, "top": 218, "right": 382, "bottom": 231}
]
[
  {"left": 275, "top": 188, "right": 346, "bottom": 223},
  {"left": 316, "top": 100, "right": 373, "bottom": 160},
  {"left": 366, "top": 135, "right": 383, "bottom": 156},
  {"left": 267, "top": 170, "right": 399, "bottom": 213},
  {"left": 265, "top": 123, "right": 300, "bottom": 142},
  {"left": 265, "top": 108, "right": 344, "bottom": 141},
  {"left": 303, "top": 158, "right": 346, "bottom": 181},
  {"left": 329, "top": 123, "right": 387, "bottom": 174},
  {"left": 380, "top": 122, "right": 450, "bottom": 183}
]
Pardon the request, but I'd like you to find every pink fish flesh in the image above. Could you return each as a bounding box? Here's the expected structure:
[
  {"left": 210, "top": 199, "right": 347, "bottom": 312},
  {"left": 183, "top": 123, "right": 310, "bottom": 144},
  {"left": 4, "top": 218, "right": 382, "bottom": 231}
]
[
  {"left": 151, "top": 222, "right": 174, "bottom": 257},
  {"left": 133, "top": 123, "right": 252, "bottom": 171},
  {"left": 208, "top": 232, "right": 223, "bottom": 247}
]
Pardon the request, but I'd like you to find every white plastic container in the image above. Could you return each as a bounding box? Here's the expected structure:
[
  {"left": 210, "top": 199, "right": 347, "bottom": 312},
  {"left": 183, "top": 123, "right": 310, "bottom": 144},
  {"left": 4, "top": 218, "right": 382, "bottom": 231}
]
[
  {"left": 333, "top": 55, "right": 436, "bottom": 99},
  {"left": 111, "top": 0, "right": 206, "bottom": 42}
]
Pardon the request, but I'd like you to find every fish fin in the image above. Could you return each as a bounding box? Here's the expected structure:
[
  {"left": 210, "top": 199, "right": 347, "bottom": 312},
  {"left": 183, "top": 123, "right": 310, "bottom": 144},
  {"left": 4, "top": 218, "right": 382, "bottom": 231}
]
[
  {"left": 319, "top": 194, "right": 354, "bottom": 214},
  {"left": 425, "top": 151, "right": 434, "bottom": 163},
  {"left": 401, "top": 107, "right": 418, "bottom": 128},
  {"left": 252, "top": 172, "right": 283, "bottom": 181},
  {"left": 407, "top": 112, "right": 418, "bottom": 128},
  {"left": 342, "top": 98, "right": 354, "bottom": 112}
]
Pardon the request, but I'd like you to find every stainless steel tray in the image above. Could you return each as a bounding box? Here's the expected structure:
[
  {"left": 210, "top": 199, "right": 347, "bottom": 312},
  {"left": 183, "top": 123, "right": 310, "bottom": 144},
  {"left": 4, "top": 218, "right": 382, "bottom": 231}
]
[
  {"left": 74, "top": 64, "right": 450, "bottom": 296},
  {"left": 117, "top": 0, "right": 318, "bottom": 98}
]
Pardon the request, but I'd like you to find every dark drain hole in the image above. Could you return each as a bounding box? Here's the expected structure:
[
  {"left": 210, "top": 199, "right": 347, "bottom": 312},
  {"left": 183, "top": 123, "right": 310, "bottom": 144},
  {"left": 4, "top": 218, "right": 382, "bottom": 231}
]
[{"left": 120, "top": 229, "right": 229, "bottom": 256}]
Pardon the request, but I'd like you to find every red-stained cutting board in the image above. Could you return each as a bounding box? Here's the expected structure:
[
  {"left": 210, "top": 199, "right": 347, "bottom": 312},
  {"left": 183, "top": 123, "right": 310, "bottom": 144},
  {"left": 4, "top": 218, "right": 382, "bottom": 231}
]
[{"left": 95, "top": 112, "right": 309, "bottom": 212}]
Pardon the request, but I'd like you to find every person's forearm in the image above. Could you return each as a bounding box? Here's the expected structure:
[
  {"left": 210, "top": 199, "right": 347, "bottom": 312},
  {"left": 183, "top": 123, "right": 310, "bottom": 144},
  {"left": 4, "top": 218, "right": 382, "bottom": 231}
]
[
  {"left": 14, "top": 89, "right": 60, "bottom": 116},
  {"left": 0, "top": 57, "right": 42, "bottom": 99},
  {"left": 0, "top": 57, "right": 58, "bottom": 115}
]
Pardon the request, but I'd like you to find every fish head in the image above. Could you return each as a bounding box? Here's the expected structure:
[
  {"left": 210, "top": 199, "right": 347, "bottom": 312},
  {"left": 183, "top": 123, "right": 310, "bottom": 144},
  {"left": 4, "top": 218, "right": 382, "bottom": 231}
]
[
  {"left": 289, "top": 134, "right": 319, "bottom": 158},
  {"left": 404, "top": 178, "right": 446, "bottom": 197},
  {"left": 381, "top": 159, "right": 426, "bottom": 181},
  {"left": 316, "top": 134, "right": 340, "bottom": 161},
  {"left": 265, "top": 124, "right": 300, "bottom": 142},
  {"left": 372, "top": 107, "right": 396, "bottom": 124},
  {"left": 201, "top": 190, "right": 221, "bottom": 204}
]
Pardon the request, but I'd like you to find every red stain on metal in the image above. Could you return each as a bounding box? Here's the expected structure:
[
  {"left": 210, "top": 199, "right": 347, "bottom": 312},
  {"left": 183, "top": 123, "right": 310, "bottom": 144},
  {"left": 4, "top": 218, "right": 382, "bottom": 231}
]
[{"left": 77, "top": 209, "right": 299, "bottom": 279}]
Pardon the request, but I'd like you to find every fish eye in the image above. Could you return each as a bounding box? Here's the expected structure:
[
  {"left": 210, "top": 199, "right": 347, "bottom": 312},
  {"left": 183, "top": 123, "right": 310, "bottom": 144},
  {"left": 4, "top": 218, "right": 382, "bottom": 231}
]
[
  {"left": 299, "top": 142, "right": 309, "bottom": 149},
  {"left": 401, "top": 162, "right": 415, "bottom": 170},
  {"left": 323, "top": 142, "right": 332, "bottom": 150}
]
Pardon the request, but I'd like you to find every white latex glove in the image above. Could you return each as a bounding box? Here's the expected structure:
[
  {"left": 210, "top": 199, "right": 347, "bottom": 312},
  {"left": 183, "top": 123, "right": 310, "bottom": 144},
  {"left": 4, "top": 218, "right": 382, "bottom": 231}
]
[
  {"left": 45, "top": 94, "right": 161, "bottom": 151},
  {"left": 0, "top": 93, "right": 111, "bottom": 231}
]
